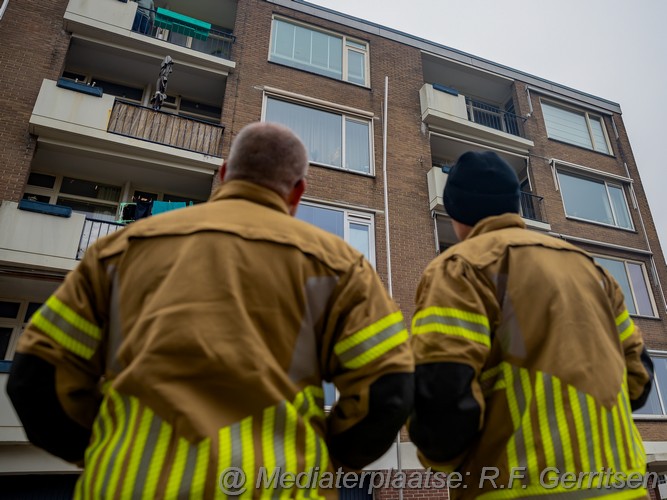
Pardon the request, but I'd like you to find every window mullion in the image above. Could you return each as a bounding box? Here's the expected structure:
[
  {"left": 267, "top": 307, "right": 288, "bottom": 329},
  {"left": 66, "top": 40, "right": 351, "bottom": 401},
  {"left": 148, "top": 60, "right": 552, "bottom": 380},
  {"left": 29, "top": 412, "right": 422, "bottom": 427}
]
[
  {"left": 584, "top": 113, "right": 596, "bottom": 149},
  {"left": 341, "top": 116, "right": 347, "bottom": 170}
]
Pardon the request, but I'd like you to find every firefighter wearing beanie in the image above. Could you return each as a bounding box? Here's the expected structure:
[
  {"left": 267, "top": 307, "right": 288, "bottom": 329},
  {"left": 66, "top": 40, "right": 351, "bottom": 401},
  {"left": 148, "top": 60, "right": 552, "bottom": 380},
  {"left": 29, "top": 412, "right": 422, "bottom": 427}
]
[{"left": 409, "top": 151, "right": 653, "bottom": 499}]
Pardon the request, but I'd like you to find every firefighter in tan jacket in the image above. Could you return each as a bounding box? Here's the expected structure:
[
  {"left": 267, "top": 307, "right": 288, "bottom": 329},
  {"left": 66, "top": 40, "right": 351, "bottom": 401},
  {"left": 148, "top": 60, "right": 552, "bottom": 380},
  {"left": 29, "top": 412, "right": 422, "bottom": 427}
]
[
  {"left": 8, "top": 123, "right": 414, "bottom": 499},
  {"left": 409, "top": 151, "right": 653, "bottom": 499}
]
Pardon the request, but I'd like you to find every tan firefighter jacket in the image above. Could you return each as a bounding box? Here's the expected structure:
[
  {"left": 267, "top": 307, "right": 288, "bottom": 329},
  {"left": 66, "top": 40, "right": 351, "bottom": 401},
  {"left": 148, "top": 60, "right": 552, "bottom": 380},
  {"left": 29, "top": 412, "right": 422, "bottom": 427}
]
[
  {"left": 411, "top": 214, "right": 651, "bottom": 499},
  {"left": 15, "top": 180, "right": 414, "bottom": 499}
]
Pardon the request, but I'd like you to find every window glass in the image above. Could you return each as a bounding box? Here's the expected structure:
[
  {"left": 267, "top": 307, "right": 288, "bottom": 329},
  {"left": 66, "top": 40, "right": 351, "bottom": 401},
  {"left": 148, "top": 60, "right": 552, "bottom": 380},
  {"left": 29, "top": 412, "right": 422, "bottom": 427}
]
[
  {"left": 349, "top": 223, "right": 370, "bottom": 261},
  {"left": 558, "top": 173, "right": 613, "bottom": 225},
  {"left": 24, "top": 302, "right": 42, "bottom": 323},
  {"left": 94, "top": 78, "right": 143, "bottom": 102},
  {"left": 0, "top": 327, "right": 12, "bottom": 359},
  {"left": 56, "top": 198, "right": 117, "bottom": 221},
  {"left": 22, "top": 193, "right": 51, "bottom": 203},
  {"left": 608, "top": 185, "right": 632, "bottom": 229},
  {"left": 594, "top": 257, "right": 636, "bottom": 315},
  {"left": 543, "top": 103, "right": 592, "bottom": 149},
  {"left": 628, "top": 263, "right": 654, "bottom": 316},
  {"left": 59, "top": 178, "right": 121, "bottom": 201},
  {"left": 633, "top": 380, "right": 661, "bottom": 415},
  {"left": 270, "top": 18, "right": 363, "bottom": 85},
  {"left": 296, "top": 205, "right": 344, "bottom": 238},
  {"left": 0, "top": 301, "right": 20, "bottom": 319},
  {"left": 345, "top": 119, "right": 370, "bottom": 173},
  {"left": 589, "top": 116, "right": 610, "bottom": 154},
  {"left": 323, "top": 382, "right": 337, "bottom": 408},
  {"left": 27, "top": 172, "right": 56, "bottom": 189}
]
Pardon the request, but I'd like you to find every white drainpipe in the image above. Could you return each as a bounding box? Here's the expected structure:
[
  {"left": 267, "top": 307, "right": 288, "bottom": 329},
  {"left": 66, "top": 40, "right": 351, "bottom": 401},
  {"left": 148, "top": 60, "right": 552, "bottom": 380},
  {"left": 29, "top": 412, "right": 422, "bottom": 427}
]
[{"left": 0, "top": 0, "right": 10, "bottom": 21}]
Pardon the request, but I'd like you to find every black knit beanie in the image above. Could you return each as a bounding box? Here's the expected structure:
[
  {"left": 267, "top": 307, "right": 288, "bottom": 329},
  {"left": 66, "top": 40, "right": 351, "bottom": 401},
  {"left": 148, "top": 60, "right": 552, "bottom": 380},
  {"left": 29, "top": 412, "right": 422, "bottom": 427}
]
[{"left": 443, "top": 151, "right": 520, "bottom": 227}]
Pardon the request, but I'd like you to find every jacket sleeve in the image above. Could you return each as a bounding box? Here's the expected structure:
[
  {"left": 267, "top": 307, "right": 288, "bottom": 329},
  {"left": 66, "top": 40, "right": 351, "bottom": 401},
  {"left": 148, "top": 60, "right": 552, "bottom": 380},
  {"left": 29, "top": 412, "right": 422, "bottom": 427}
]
[
  {"left": 408, "top": 255, "right": 498, "bottom": 472},
  {"left": 6, "top": 244, "right": 110, "bottom": 463},
  {"left": 322, "top": 256, "right": 414, "bottom": 470},
  {"left": 601, "top": 267, "right": 653, "bottom": 410}
]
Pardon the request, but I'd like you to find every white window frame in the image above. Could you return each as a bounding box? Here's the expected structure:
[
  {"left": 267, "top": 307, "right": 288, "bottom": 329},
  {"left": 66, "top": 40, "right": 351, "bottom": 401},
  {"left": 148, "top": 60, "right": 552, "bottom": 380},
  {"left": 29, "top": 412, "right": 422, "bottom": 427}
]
[
  {"left": 0, "top": 299, "right": 42, "bottom": 362},
  {"left": 593, "top": 254, "right": 658, "bottom": 318},
  {"left": 263, "top": 93, "right": 375, "bottom": 175},
  {"left": 269, "top": 16, "right": 370, "bottom": 87},
  {"left": 23, "top": 172, "right": 122, "bottom": 221},
  {"left": 556, "top": 169, "right": 634, "bottom": 230},
  {"left": 541, "top": 99, "right": 613, "bottom": 154},
  {"left": 633, "top": 351, "right": 667, "bottom": 419},
  {"left": 297, "top": 201, "right": 376, "bottom": 266}
]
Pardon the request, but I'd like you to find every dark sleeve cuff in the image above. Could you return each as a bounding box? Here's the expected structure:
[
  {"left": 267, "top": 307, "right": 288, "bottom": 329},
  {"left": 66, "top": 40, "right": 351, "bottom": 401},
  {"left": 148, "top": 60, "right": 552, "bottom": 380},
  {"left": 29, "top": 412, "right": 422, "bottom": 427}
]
[
  {"left": 631, "top": 348, "right": 654, "bottom": 411},
  {"left": 7, "top": 353, "right": 91, "bottom": 463}
]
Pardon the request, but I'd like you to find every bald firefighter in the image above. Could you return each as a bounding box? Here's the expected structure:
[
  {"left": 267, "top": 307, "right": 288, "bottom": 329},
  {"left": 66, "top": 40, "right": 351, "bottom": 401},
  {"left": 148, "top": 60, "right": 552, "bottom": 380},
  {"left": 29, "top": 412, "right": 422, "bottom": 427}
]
[
  {"left": 8, "top": 122, "right": 414, "bottom": 498},
  {"left": 409, "top": 151, "right": 653, "bottom": 499}
]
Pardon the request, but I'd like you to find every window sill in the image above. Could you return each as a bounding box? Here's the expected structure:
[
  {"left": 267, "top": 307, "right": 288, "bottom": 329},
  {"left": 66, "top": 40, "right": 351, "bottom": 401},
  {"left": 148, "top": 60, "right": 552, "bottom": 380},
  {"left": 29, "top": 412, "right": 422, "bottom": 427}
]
[
  {"left": 564, "top": 215, "right": 636, "bottom": 233},
  {"left": 310, "top": 162, "right": 375, "bottom": 179},
  {"left": 632, "top": 414, "right": 667, "bottom": 421}
]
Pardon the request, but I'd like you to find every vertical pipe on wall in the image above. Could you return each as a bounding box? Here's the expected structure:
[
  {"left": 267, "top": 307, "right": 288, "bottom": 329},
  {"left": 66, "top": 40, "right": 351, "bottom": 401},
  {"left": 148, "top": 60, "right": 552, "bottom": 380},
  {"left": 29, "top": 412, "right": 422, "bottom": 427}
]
[{"left": 0, "top": 0, "right": 9, "bottom": 21}]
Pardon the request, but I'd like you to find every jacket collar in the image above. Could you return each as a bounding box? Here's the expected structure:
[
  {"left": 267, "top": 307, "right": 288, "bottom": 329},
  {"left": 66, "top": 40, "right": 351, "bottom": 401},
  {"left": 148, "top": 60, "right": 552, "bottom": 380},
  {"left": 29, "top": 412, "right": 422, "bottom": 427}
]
[
  {"left": 210, "top": 180, "right": 290, "bottom": 215},
  {"left": 465, "top": 213, "right": 526, "bottom": 240}
]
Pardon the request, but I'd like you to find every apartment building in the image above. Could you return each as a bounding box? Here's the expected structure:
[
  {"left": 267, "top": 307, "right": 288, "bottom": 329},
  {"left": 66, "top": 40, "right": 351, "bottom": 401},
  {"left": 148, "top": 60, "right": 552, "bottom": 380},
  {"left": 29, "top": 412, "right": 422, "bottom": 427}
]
[{"left": 1, "top": 0, "right": 666, "bottom": 498}]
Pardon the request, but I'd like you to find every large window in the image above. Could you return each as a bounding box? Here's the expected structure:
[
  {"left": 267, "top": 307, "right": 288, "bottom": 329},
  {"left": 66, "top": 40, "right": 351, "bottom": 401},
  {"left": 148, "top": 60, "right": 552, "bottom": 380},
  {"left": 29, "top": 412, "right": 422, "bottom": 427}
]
[
  {"left": 557, "top": 171, "right": 633, "bottom": 229},
  {"left": 594, "top": 256, "right": 656, "bottom": 317},
  {"left": 270, "top": 17, "right": 369, "bottom": 86},
  {"left": 0, "top": 299, "right": 42, "bottom": 366},
  {"left": 265, "top": 97, "right": 373, "bottom": 174},
  {"left": 23, "top": 172, "right": 121, "bottom": 222},
  {"left": 296, "top": 203, "right": 375, "bottom": 266},
  {"left": 634, "top": 353, "right": 667, "bottom": 417},
  {"left": 542, "top": 101, "right": 611, "bottom": 154}
]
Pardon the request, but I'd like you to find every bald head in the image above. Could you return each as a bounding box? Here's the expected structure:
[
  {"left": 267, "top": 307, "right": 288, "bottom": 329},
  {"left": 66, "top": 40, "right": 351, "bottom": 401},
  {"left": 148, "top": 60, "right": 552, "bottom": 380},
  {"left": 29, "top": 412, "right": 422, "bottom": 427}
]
[{"left": 224, "top": 122, "right": 309, "bottom": 197}]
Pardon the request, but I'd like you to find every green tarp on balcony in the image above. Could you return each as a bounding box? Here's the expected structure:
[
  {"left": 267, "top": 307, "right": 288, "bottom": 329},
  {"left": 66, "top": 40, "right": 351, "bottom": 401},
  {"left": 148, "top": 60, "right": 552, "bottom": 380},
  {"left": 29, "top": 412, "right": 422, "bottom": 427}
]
[{"left": 154, "top": 8, "right": 211, "bottom": 40}]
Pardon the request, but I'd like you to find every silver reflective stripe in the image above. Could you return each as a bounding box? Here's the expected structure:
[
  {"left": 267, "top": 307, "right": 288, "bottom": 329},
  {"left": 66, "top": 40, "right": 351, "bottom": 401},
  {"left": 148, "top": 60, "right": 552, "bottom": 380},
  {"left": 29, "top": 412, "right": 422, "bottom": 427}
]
[
  {"left": 606, "top": 409, "right": 621, "bottom": 471},
  {"left": 132, "top": 414, "right": 162, "bottom": 498},
  {"left": 577, "top": 391, "right": 597, "bottom": 472},
  {"left": 620, "top": 391, "right": 639, "bottom": 468},
  {"left": 271, "top": 403, "right": 287, "bottom": 499},
  {"left": 38, "top": 305, "right": 98, "bottom": 350},
  {"left": 543, "top": 373, "right": 565, "bottom": 471},
  {"left": 178, "top": 442, "right": 199, "bottom": 498},
  {"left": 288, "top": 277, "right": 339, "bottom": 383},
  {"left": 413, "top": 314, "right": 490, "bottom": 338},
  {"left": 336, "top": 321, "right": 405, "bottom": 365},
  {"left": 497, "top": 297, "right": 526, "bottom": 358},
  {"left": 617, "top": 317, "right": 632, "bottom": 337},
  {"left": 231, "top": 422, "right": 243, "bottom": 469},
  {"left": 107, "top": 266, "right": 123, "bottom": 373}
]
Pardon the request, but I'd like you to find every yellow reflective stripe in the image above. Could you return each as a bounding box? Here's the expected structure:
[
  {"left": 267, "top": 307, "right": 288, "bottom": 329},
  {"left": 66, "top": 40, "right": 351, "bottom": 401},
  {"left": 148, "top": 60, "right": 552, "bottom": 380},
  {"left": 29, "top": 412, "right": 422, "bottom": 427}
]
[
  {"left": 191, "top": 438, "right": 210, "bottom": 500},
  {"left": 93, "top": 390, "right": 125, "bottom": 497},
  {"left": 587, "top": 394, "right": 603, "bottom": 470},
  {"left": 412, "top": 306, "right": 491, "bottom": 347},
  {"left": 108, "top": 395, "right": 139, "bottom": 497},
  {"left": 616, "top": 310, "right": 634, "bottom": 342},
  {"left": 552, "top": 377, "right": 575, "bottom": 473},
  {"left": 612, "top": 405, "right": 628, "bottom": 472},
  {"left": 239, "top": 417, "right": 254, "bottom": 500},
  {"left": 31, "top": 311, "right": 95, "bottom": 359},
  {"left": 618, "top": 389, "right": 637, "bottom": 469},
  {"left": 121, "top": 406, "right": 153, "bottom": 499},
  {"left": 335, "top": 312, "right": 407, "bottom": 369},
  {"left": 165, "top": 438, "right": 189, "bottom": 500},
  {"left": 600, "top": 407, "right": 614, "bottom": 469},
  {"left": 568, "top": 385, "right": 590, "bottom": 472},
  {"left": 45, "top": 295, "right": 101, "bottom": 339},
  {"left": 261, "top": 406, "right": 276, "bottom": 500},
  {"left": 142, "top": 420, "right": 171, "bottom": 500},
  {"left": 502, "top": 365, "right": 520, "bottom": 475},
  {"left": 216, "top": 426, "right": 232, "bottom": 500},
  {"left": 282, "top": 398, "right": 298, "bottom": 499},
  {"left": 519, "top": 368, "right": 539, "bottom": 481},
  {"left": 632, "top": 425, "right": 646, "bottom": 466},
  {"left": 535, "top": 371, "right": 556, "bottom": 466},
  {"left": 481, "top": 364, "right": 503, "bottom": 382},
  {"left": 83, "top": 395, "right": 114, "bottom": 498}
]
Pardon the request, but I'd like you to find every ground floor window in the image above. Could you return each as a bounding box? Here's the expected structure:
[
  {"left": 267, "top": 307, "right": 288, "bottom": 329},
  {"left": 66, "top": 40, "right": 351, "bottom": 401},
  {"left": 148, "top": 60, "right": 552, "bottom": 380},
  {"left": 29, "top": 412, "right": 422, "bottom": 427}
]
[{"left": 633, "top": 352, "right": 667, "bottom": 416}]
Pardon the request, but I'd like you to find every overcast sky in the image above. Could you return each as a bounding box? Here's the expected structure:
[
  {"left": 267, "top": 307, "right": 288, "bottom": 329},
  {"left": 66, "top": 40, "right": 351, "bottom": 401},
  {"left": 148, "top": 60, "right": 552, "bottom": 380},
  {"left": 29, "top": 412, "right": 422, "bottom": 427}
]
[{"left": 309, "top": 0, "right": 667, "bottom": 252}]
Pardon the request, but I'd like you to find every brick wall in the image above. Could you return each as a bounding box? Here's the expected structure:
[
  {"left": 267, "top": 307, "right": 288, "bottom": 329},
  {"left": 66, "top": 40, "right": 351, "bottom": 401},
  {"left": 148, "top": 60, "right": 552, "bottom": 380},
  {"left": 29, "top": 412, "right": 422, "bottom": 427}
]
[
  {"left": 0, "top": 0, "right": 70, "bottom": 202},
  {"left": 226, "top": 0, "right": 434, "bottom": 315}
]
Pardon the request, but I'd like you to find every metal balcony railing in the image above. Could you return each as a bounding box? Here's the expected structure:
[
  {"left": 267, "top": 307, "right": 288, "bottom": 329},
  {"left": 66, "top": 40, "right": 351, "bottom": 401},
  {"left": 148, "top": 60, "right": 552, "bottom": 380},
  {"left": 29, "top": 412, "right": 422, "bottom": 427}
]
[
  {"left": 131, "top": 8, "right": 235, "bottom": 60},
  {"left": 108, "top": 100, "right": 225, "bottom": 157},
  {"left": 465, "top": 98, "right": 527, "bottom": 138},
  {"left": 78, "top": 218, "right": 125, "bottom": 259},
  {"left": 520, "top": 191, "right": 547, "bottom": 223}
]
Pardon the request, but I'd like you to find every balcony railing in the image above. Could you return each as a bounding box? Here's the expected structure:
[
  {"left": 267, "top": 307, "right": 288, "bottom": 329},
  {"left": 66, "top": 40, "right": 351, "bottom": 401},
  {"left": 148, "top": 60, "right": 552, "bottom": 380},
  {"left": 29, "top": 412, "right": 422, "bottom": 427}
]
[
  {"left": 108, "top": 100, "right": 224, "bottom": 157},
  {"left": 519, "top": 191, "right": 547, "bottom": 223},
  {"left": 132, "top": 8, "right": 235, "bottom": 60},
  {"left": 77, "top": 217, "right": 125, "bottom": 259},
  {"left": 465, "top": 98, "right": 527, "bottom": 138}
]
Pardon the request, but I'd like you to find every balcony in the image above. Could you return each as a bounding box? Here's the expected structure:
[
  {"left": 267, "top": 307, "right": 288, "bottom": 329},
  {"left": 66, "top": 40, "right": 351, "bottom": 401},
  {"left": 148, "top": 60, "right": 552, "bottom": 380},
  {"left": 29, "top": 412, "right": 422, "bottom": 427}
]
[
  {"left": 420, "top": 83, "right": 534, "bottom": 154},
  {"left": 63, "top": 0, "right": 236, "bottom": 74},
  {"left": 108, "top": 100, "right": 224, "bottom": 157},
  {"left": 77, "top": 218, "right": 125, "bottom": 259},
  {"left": 29, "top": 79, "right": 221, "bottom": 173}
]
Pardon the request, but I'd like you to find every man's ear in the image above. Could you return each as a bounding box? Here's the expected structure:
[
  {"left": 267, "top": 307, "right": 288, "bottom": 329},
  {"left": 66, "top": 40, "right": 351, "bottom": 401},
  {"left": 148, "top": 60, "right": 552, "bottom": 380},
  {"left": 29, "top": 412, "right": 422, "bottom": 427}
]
[
  {"left": 219, "top": 162, "right": 228, "bottom": 183},
  {"left": 287, "top": 178, "right": 306, "bottom": 216}
]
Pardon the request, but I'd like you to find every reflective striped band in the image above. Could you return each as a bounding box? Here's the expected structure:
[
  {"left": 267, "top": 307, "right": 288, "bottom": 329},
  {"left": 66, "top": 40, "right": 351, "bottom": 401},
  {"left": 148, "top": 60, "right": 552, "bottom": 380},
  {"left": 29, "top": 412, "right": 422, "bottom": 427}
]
[
  {"left": 412, "top": 306, "right": 491, "bottom": 347},
  {"left": 615, "top": 310, "right": 634, "bottom": 342},
  {"left": 31, "top": 295, "right": 101, "bottom": 359},
  {"left": 334, "top": 311, "right": 408, "bottom": 369}
]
